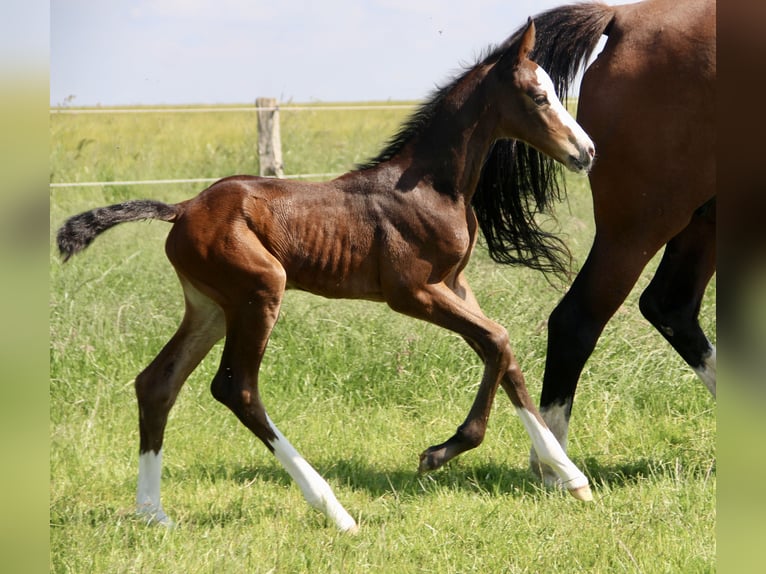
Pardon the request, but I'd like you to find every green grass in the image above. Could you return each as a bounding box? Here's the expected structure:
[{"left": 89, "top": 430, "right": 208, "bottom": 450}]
[
  {"left": 49, "top": 103, "right": 414, "bottom": 188},
  {"left": 50, "top": 104, "right": 715, "bottom": 573}
]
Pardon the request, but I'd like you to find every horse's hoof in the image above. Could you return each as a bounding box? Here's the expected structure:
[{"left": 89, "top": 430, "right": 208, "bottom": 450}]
[
  {"left": 138, "top": 509, "right": 175, "bottom": 528},
  {"left": 418, "top": 449, "right": 444, "bottom": 473},
  {"left": 418, "top": 451, "right": 434, "bottom": 473},
  {"left": 342, "top": 523, "right": 360, "bottom": 535},
  {"left": 568, "top": 484, "right": 593, "bottom": 502}
]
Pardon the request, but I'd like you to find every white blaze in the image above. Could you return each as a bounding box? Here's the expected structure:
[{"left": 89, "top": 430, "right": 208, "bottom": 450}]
[{"left": 534, "top": 65, "right": 594, "bottom": 168}]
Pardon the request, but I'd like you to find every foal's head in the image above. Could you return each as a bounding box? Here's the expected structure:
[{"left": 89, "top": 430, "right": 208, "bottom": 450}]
[{"left": 489, "top": 20, "right": 595, "bottom": 173}]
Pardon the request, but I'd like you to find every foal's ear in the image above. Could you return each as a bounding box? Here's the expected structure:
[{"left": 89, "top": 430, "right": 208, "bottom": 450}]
[{"left": 517, "top": 18, "right": 536, "bottom": 63}]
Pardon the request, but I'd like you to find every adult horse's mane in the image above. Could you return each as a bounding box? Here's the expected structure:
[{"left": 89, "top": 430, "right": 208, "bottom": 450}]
[{"left": 473, "top": 4, "right": 612, "bottom": 276}]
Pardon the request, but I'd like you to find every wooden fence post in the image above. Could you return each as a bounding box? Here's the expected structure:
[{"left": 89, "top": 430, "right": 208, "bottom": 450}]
[{"left": 256, "top": 97, "right": 284, "bottom": 178}]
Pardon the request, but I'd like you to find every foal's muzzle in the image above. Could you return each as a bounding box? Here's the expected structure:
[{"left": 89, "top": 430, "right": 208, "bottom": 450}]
[{"left": 567, "top": 140, "right": 595, "bottom": 174}]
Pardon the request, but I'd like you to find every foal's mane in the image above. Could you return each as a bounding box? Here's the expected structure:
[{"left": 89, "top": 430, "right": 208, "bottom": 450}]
[
  {"left": 355, "top": 32, "right": 520, "bottom": 171},
  {"left": 358, "top": 5, "right": 607, "bottom": 277}
]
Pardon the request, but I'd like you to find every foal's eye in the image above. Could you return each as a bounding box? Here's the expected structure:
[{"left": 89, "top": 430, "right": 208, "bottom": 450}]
[{"left": 532, "top": 94, "right": 549, "bottom": 106}]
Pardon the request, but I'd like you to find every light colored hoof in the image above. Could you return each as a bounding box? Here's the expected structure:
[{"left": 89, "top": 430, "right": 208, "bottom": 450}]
[
  {"left": 568, "top": 484, "right": 593, "bottom": 502},
  {"left": 341, "top": 523, "right": 360, "bottom": 535}
]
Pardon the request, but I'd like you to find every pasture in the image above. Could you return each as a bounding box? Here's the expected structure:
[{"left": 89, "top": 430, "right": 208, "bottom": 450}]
[{"left": 50, "top": 104, "right": 715, "bottom": 573}]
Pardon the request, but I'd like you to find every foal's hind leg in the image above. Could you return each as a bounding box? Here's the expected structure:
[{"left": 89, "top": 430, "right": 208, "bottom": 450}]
[
  {"left": 207, "top": 249, "right": 357, "bottom": 532},
  {"left": 134, "top": 277, "right": 225, "bottom": 524},
  {"left": 639, "top": 200, "right": 717, "bottom": 396}
]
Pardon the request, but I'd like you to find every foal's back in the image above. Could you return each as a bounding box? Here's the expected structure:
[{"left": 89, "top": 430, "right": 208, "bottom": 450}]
[{"left": 165, "top": 169, "right": 473, "bottom": 303}]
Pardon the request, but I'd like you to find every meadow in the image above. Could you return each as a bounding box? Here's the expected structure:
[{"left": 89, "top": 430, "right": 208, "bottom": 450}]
[{"left": 50, "top": 104, "right": 715, "bottom": 573}]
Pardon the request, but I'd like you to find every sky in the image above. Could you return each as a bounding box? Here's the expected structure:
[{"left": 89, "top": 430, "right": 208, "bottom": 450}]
[{"left": 50, "top": 0, "right": 599, "bottom": 107}]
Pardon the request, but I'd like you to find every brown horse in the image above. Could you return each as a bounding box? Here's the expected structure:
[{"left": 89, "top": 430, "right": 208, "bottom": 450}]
[
  {"left": 471, "top": 0, "right": 716, "bottom": 485},
  {"left": 57, "top": 21, "right": 595, "bottom": 531}
]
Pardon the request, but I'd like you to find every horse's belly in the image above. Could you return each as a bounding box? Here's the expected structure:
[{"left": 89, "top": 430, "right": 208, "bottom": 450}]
[{"left": 284, "top": 249, "right": 384, "bottom": 301}]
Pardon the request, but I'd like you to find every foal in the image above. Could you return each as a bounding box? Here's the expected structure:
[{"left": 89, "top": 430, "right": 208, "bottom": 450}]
[{"left": 57, "top": 21, "right": 595, "bottom": 532}]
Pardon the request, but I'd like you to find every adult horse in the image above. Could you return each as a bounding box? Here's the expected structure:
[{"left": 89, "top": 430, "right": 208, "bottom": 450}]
[
  {"left": 471, "top": 0, "right": 716, "bottom": 484},
  {"left": 56, "top": 21, "right": 596, "bottom": 532}
]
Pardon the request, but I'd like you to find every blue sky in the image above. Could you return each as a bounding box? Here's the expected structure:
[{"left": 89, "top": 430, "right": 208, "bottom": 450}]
[{"left": 51, "top": 0, "right": 593, "bottom": 107}]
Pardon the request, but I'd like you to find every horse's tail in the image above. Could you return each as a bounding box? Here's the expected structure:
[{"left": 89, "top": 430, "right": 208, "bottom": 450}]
[
  {"left": 57, "top": 199, "right": 181, "bottom": 262},
  {"left": 472, "top": 2, "right": 615, "bottom": 277}
]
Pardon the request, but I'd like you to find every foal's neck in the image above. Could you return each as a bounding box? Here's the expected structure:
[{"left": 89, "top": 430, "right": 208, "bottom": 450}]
[{"left": 396, "top": 69, "right": 501, "bottom": 202}]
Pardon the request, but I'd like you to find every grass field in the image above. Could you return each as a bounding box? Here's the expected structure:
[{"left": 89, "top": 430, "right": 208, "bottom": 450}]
[{"left": 50, "top": 104, "right": 715, "bottom": 573}]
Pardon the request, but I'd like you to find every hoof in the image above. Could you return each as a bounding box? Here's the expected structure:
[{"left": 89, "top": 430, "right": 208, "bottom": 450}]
[
  {"left": 342, "top": 523, "right": 360, "bottom": 535},
  {"left": 418, "top": 449, "right": 442, "bottom": 473},
  {"left": 136, "top": 504, "right": 175, "bottom": 528},
  {"left": 139, "top": 511, "right": 175, "bottom": 528},
  {"left": 567, "top": 484, "right": 593, "bottom": 502}
]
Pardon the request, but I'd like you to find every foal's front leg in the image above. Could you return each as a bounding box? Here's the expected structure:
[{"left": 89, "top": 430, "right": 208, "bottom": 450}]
[
  {"left": 405, "top": 277, "right": 592, "bottom": 501},
  {"left": 385, "top": 281, "right": 510, "bottom": 471},
  {"left": 502, "top": 374, "right": 592, "bottom": 501}
]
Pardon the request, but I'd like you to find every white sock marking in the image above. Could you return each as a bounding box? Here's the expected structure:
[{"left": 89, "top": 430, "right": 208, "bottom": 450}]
[
  {"left": 136, "top": 449, "right": 172, "bottom": 526},
  {"left": 530, "top": 402, "right": 572, "bottom": 487},
  {"left": 517, "top": 407, "right": 587, "bottom": 490},
  {"left": 693, "top": 344, "right": 716, "bottom": 397},
  {"left": 540, "top": 401, "right": 570, "bottom": 449},
  {"left": 266, "top": 415, "right": 357, "bottom": 532}
]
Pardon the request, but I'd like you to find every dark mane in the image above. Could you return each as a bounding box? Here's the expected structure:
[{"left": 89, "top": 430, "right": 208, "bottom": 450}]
[
  {"left": 472, "top": 3, "right": 611, "bottom": 277},
  {"left": 356, "top": 31, "right": 523, "bottom": 171},
  {"left": 357, "top": 6, "right": 607, "bottom": 277}
]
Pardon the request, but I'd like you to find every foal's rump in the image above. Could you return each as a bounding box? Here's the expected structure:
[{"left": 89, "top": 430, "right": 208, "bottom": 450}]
[{"left": 55, "top": 175, "right": 383, "bottom": 300}]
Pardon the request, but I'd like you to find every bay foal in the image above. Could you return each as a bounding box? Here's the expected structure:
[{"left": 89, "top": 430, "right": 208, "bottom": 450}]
[{"left": 57, "top": 21, "right": 595, "bottom": 531}]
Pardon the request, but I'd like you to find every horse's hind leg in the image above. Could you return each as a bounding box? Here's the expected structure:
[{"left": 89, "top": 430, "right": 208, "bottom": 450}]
[
  {"left": 207, "top": 249, "right": 357, "bottom": 532},
  {"left": 639, "top": 199, "right": 717, "bottom": 396},
  {"left": 135, "top": 277, "right": 225, "bottom": 524}
]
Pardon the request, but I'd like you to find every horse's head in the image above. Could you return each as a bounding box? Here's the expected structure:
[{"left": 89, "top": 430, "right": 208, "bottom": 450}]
[{"left": 491, "top": 20, "right": 595, "bottom": 173}]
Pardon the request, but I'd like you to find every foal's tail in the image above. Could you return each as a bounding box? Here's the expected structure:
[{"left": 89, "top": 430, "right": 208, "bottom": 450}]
[
  {"left": 57, "top": 200, "right": 181, "bottom": 262},
  {"left": 472, "top": 2, "right": 615, "bottom": 277}
]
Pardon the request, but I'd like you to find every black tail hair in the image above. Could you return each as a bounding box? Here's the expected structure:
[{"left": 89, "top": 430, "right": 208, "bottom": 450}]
[
  {"left": 57, "top": 199, "right": 179, "bottom": 262},
  {"left": 472, "top": 2, "right": 614, "bottom": 276}
]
